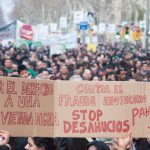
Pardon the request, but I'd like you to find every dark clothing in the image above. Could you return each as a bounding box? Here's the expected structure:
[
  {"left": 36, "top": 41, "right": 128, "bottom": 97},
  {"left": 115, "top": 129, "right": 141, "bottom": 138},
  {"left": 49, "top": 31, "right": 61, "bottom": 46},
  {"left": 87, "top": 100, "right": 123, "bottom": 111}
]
[
  {"left": 135, "top": 138, "right": 150, "bottom": 150},
  {"left": 86, "top": 141, "right": 110, "bottom": 150},
  {"left": 57, "top": 138, "right": 89, "bottom": 150},
  {"left": 0, "top": 145, "right": 10, "bottom": 150}
]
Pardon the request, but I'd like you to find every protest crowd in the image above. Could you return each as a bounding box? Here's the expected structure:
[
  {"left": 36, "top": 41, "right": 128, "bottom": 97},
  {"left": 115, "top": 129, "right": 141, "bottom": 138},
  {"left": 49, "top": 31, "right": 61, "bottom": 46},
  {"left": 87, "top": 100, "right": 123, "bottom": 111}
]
[{"left": 0, "top": 40, "right": 150, "bottom": 150}]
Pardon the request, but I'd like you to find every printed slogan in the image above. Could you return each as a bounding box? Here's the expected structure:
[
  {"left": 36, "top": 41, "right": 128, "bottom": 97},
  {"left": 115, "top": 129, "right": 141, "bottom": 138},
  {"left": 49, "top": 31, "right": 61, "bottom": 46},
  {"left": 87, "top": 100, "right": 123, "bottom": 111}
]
[{"left": 0, "top": 77, "right": 150, "bottom": 137}]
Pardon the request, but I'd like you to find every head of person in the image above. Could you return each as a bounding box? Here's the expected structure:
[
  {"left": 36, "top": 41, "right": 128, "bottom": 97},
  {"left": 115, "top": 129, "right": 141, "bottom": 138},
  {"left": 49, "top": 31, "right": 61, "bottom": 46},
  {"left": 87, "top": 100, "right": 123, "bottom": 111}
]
[
  {"left": 37, "top": 61, "right": 44, "bottom": 70},
  {"left": 38, "top": 68, "right": 50, "bottom": 79},
  {"left": 18, "top": 65, "right": 29, "bottom": 78},
  {"left": 141, "top": 63, "right": 149, "bottom": 73},
  {"left": 4, "top": 58, "right": 13, "bottom": 69},
  {"left": 86, "top": 141, "right": 110, "bottom": 150},
  {"left": 25, "top": 137, "right": 58, "bottom": 150},
  {"left": 60, "top": 65, "right": 69, "bottom": 75},
  {"left": 106, "top": 64, "right": 114, "bottom": 73},
  {"left": 82, "top": 69, "right": 92, "bottom": 80},
  {"left": 90, "top": 63, "right": 99, "bottom": 76},
  {"left": 106, "top": 72, "right": 116, "bottom": 81},
  {"left": 117, "top": 68, "right": 128, "bottom": 81},
  {"left": 92, "top": 76, "right": 99, "bottom": 81}
]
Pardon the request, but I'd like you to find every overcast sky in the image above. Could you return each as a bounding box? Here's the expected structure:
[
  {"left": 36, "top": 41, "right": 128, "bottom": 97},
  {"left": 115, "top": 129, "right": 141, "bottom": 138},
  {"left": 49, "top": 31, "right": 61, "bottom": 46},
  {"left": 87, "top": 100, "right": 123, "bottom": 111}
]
[{"left": 1, "top": 0, "right": 14, "bottom": 23}]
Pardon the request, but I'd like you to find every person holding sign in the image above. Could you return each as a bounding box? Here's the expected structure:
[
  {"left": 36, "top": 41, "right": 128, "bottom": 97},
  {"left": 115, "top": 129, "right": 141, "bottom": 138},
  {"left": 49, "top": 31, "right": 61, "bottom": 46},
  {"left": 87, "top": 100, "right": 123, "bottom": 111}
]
[
  {"left": 86, "top": 131, "right": 132, "bottom": 150},
  {"left": 0, "top": 130, "right": 10, "bottom": 150},
  {"left": 25, "top": 137, "right": 58, "bottom": 150},
  {"left": 86, "top": 140, "right": 110, "bottom": 150},
  {"left": 0, "top": 130, "right": 58, "bottom": 150}
]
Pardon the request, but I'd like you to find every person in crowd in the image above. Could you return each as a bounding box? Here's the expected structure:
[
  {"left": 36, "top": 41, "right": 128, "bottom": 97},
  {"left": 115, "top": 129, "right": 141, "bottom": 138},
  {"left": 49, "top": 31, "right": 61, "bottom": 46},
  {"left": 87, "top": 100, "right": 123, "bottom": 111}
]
[
  {"left": 25, "top": 137, "right": 58, "bottom": 150},
  {"left": 58, "top": 65, "right": 70, "bottom": 80},
  {"left": 87, "top": 131, "right": 132, "bottom": 150},
  {"left": 0, "top": 66, "right": 7, "bottom": 76},
  {"left": 86, "top": 140, "right": 110, "bottom": 150},
  {"left": 3, "top": 58, "right": 13, "bottom": 74},
  {"left": 17, "top": 64, "right": 31, "bottom": 78},
  {"left": 38, "top": 68, "right": 51, "bottom": 79},
  {"left": 0, "top": 40, "right": 150, "bottom": 150},
  {"left": 0, "top": 130, "right": 58, "bottom": 150},
  {"left": 0, "top": 130, "right": 11, "bottom": 150},
  {"left": 22, "top": 59, "right": 37, "bottom": 77},
  {"left": 82, "top": 69, "right": 93, "bottom": 80}
]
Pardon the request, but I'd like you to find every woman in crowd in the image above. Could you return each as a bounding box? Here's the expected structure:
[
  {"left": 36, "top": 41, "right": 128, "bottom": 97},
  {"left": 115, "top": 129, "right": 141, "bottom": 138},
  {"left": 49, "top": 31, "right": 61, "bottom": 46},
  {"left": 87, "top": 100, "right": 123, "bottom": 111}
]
[{"left": 0, "top": 130, "right": 58, "bottom": 150}]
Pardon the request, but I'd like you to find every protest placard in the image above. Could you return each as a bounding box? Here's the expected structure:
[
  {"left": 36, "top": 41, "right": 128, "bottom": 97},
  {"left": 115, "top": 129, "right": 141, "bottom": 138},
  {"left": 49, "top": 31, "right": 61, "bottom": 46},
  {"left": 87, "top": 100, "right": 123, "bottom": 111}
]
[
  {"left": 55, "top": 81, "right": 150, "bottom": 138},
  {"left": 0, "top": 77, "right": 150, "bottom": 137},
  {"left": 0, "top": 77, "right": 56, "bottom": 137}
]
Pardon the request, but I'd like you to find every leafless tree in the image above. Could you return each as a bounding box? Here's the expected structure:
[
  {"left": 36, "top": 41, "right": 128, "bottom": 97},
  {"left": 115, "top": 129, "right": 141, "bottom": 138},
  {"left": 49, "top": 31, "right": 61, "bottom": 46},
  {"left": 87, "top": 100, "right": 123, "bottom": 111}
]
[{"left": 10, "top": 0, "right": 145, "bottom": 25}]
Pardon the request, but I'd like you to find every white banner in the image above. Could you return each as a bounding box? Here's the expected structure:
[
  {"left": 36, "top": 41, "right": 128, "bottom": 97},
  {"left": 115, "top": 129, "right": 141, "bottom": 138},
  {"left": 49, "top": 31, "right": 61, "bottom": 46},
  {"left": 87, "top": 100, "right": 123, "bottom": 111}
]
[
  {"left": 98, "top": 23, "right": 106, "bottom": 34},
  {"left": 107, "top": 23, "right": 116, "bottom": 33},
  {"left": 16, "top": 20, "right": 34, "bottom": 41},
  {"left": 139, "top": 21, "right": 146, "bottom": 29},
  {"left": 60, "top": 17, "right": 68, "bottom": 28},
  {"left": 36, "top": 24, "right": 49, "bottom": 44},
  {"left": 50, "top": 23, "right": 58, "bottom": 32},
  {"left": 73, "top": 11, "right": 84, "bottom": 24},
  {"left": 48, "top": 33, "right": 77, "bottom": 55}
]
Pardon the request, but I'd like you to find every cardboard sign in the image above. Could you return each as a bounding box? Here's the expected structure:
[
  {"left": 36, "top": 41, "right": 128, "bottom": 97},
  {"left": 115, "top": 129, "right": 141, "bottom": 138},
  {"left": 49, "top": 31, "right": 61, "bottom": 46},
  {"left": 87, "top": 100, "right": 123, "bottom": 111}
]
[
  {"left": 55, "top": 81, "right": 150, "bottom": 138},
  {"left": 0, "top": 77, "right": 56, "bottom": 137},
  {"left": 0, "top": 77, "right": 150, "bottom": 138}
]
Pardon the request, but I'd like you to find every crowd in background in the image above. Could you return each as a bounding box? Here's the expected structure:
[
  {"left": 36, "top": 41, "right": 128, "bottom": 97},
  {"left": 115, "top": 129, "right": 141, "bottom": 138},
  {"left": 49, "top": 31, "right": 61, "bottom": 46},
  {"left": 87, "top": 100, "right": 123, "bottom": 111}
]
[
  {"left": 0, "top": 41, "right": 150, "bottom": 150},
  {"left": 0, "top": 41, "right": 150, "bottom": 82}
]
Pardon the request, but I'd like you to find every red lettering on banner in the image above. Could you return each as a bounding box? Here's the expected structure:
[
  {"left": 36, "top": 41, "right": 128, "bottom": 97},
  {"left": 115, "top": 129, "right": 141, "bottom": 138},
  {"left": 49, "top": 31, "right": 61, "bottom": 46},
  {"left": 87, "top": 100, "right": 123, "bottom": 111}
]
[
  {"left": 63, "top": 120, "right": 130, "bottom": 133},
  {"left": 0, "top": 80, "right": 4, "bottom": 94},
  {"left": 80, "top": 110, "right": 87, "bottom": 120},
  {"left": 18, "top": 96, "right": 40, "bottom": 108},
  {"left": 1, "top": 111, "right": 33, "bottom": 125},
  {"left": 116, "top": 121, "right": 122, "bottom": 132},
  {"left": 72, "top": 110, "right": 80, "bottom": 120},
  {"left": 132, "top": 106, "right": 150, "bottom": 126},
  {"left": 114, "top": 85, "right": 123, "bottom": 93},
  {"left": 64, "top": 109, "right": 130, "bottom": 133},
  {"left": 7, "top": 81, "right": 17, "bottom": 94},
  {"left": 76, "top": 84, "right": 111, "bottom": 94},
  {"left": 59, "top": 95, "right": 96, "bottom": 106},
  {"left": 4, "top": 95, "right": 14, "bottom": 107},
  {"left": 72, "top": 121, "right": 79, "bottom": 133},
  {"left": 88, "top": 122, "right": 95, "bottom": 133},
  {"left": 64, "top": 121, "right": 71, "bottom": 133},
  {"left": 21, "top": 82, "right": 53, "bottom": 96},
  {"left": 72, "top": 110, "right": 103, "bottom": 121},
  {"left": 35, "top": 112, "right": 59, "bottom": 126},
  {"left": 80, "top": 122, "right": 87, "bottom": 133},
  {"left": 103, "top": 95, "right": 147, "bottom": 106},
  {"left": 94, "top": 122, "right": 101, "bottom": 132},
  {"left": 123, "top": 120, "right": 130, "bottom": 132},
  {"left": 101, "top": 122, "right": 107, "bottom": 132},
  {"left": 107, "top": 121, "right": 115, "bottom": 132}
]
